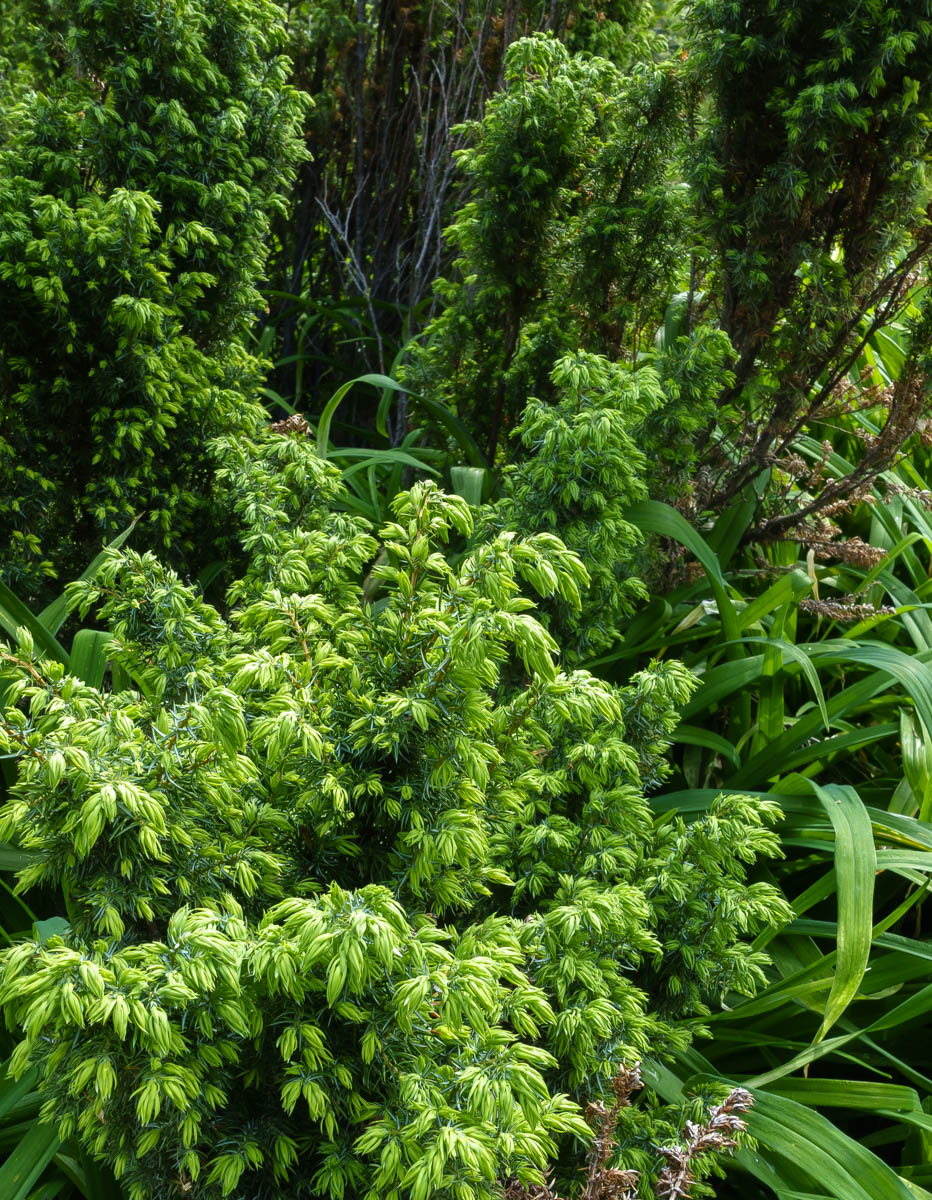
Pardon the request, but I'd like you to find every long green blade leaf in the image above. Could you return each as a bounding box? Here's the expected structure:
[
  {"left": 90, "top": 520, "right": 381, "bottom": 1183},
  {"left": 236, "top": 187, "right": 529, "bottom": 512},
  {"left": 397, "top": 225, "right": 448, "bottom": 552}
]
[
  {"left": 810, "top": 782, "right": 875, "bottom": 1043},
  {"left": 36, "top": 517, "right": 138, "bottom": 636},
  {"left": 767, "top": 1078, "right": 920, "bottom": 1112},
  {"left": 67, "top": 630, "right": 112, "bottom": 689},
  {"left": 748, "top": 1090, "right": 915, "bottom": 1200},
  {"left": 0, "top": 582, "right": 67, "bottom": 664},
  {"left": 317, "top": 374, "right": 407, "bottom": 458},
  {"left": 0, "top": 1121, "right": 60, "bottom": 1200},
  {"left": 736, "top": 635, "right": 830, "bottom": 731},
  {"left": 625, "top": 499, "right": 742, "bottom": 646},
  {"left": 411, "top": 393, "right": 488, "bottom": 468}
]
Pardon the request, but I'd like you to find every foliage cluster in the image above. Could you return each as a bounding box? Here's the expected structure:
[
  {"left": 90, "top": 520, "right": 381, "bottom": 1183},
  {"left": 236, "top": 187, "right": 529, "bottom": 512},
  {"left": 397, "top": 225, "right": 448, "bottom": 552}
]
[
  {"left": 483, "top": 352, "right": 660, "bottom": 663},
  {"left": 2, "top": 3, "right": 932, "bottom": 1200},
  {"left": 262, "top": 0, "right": 659, "bottom": 400},
  {"left": 682, "top": 0, "right": 932, "bottom": 526},
  {"left": 410, "top": 1, "right": 932, "bottom": 535},
  {"left": 594, "top": 435, "right": 932, "bottom": 1199},
  {"left": 404, "top": 34, "right": 686, "bottom": 465},
  {"left": 0, "top": 431, "right": 789, "bottom": 1199},
  {"left": 0, "top": 0, "right": 305, "bottom": 602}
]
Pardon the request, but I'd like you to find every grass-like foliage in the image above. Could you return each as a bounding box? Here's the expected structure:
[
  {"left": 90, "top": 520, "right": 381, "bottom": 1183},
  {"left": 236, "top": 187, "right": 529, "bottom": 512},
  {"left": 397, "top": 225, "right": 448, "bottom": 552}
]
[
  {"left": 0, "top": 431, "right": 789, "bottom": 1200},
  {"left": 605, "top": 437, "right": 932, "bottom": 1198},
  {"left": 2, "top": 3, "right": 932, "bottom": 1198}
]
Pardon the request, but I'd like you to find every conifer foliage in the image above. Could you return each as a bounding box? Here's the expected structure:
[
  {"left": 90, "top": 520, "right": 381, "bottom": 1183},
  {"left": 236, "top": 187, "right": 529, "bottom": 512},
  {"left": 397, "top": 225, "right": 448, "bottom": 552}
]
[
  {"left": 0, "top": 0, "right": 305, "bottom": 599},
  {"left": 412, "top": 4, "right": 932, "bottom": 530},
  {"left": 406, "top": 35, "right": 684, "bottom": 463},
  {"left": 682, "top": 0, "right": 932, "bottom": 522},
  {"left": 0, "top": 431, "right": 789, "bottom": 1200},
  {"left": 484, "top": 352, "right": 661, "bottom": 662}
]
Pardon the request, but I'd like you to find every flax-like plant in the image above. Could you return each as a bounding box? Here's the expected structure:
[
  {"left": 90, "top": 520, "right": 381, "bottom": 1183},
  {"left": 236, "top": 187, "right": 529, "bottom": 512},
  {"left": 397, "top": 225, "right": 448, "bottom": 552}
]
[{"left": 601, "top": 431, "right": 932, "bottom": 1197}]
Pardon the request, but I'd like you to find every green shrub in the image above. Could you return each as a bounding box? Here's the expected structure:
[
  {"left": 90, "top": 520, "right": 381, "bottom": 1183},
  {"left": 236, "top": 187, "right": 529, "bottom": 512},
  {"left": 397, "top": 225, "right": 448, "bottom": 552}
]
[
  {"left": 260, "top": 0, "right": 659, "bottom": 403},
  {"left": 0, "top": 432, "right": 789, "bottom": 1199},
  {"left": 0, "top": 0, "right": 306, "bottom": 601},
  {"left": 680, "top": 0, "right": 932, "bottom": 527},
  {"left": 482, "top": 351, "right": 660, "bottom": 663},
  {"left": 411, "top": 5, "right": 932, "bottom": 531},
  {"left": 0, "top": 2, "right": 63, "bottom": 139},
  {"left": 404, "top": 34, "right": 686, "bottom": 464}
]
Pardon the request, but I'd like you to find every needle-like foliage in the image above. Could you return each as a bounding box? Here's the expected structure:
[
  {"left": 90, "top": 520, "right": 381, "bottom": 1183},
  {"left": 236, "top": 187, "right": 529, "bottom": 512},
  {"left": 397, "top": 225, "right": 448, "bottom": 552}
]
[
  {"left": 0, "top": 432, "right": 789, "bottom": 1200},
  {"left": 0, "top": 0, "right": 306, "bottom": 600},
  {"left": 412, "top": 3, "right": 932, "bottom": 534},
  {"left": 483, "top": 351, "right": 661, "bottom": 662}
]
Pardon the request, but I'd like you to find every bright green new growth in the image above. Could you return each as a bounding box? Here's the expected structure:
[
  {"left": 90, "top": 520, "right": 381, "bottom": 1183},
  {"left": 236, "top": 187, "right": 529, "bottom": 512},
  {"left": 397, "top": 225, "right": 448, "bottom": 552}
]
[
  {"left": 0, "top": 431, "right": 789, "bottom": 1199},
  {"left": 0, "top": 0, "right": 306, "bottom": 600},
  {"left": 486, "top": 351, "right": 661, "bottom": 663}
]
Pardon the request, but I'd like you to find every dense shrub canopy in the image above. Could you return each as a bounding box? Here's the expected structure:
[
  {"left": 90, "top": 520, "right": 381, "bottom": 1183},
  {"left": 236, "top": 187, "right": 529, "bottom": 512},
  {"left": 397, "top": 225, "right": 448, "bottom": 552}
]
[
  {"left": 0, "top": 0, "right": 306, "bottom": 600},
  {"left": 1, "top": 3, "right": 931, "bottom": 1199},
  {"left": 411, "top": 3, "right": 932, "bottom": 533},
  {"left": 405, "top": 36, "right": 684, "bottom": 463},
  {"left": 0, "top": 431, "right": 789, "bottom": 1199},
  {"left": 483, "top": 352, "right": 660, "bottom": 662},
  {"left": 264, "top": 0, "right": 659, "bottom": 399}
]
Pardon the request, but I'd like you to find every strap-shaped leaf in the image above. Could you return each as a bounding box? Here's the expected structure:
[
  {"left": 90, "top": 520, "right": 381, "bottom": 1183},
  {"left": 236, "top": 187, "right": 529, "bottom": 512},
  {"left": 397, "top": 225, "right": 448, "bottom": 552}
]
[
  {"left": 0, "top": 1121, "right": 60, "bottom": 1200},
  {"left": 810, "top": 782, "right": 875, "bottom": 1043},
  {"left": 67, "top": 630, "right": 112, "bottom": 689},
  {"left": 625, "top": 499, "right": 742, "bottom": 647},
  {"left": 0, "top": 581, "right": 67, "bottom": 664}
]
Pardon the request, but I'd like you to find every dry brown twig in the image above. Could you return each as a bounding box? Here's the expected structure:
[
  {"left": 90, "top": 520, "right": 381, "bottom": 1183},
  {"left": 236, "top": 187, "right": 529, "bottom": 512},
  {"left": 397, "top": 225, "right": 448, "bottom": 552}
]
[
  {"left": 654, "top": 1088, "right": 754, "bottom": 1199},
  {"left": 503, "top": 1069, "right": 754, "bottom": 1200}
]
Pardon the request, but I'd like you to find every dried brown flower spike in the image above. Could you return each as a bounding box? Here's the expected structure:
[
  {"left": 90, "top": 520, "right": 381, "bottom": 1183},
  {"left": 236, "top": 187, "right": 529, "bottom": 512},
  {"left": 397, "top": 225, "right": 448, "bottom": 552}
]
[
  {"left": 805, "top": 536, "right": 887, "bottom": 568},
  {"left": 503, "top": 1175, "right": 560, "bottom": 1200},
  {"left": 799, "top": 595, "right": 896, "bottom": 623},
  {"left": 654, "top": 1088, "right": 754, "bottom": 1198},
  {"left": 502, "top": 1065, "right": 645, "bottom": 1200},
  {"left": 581, "top": 1064, "right": 644, "bottom": 1200},
  {"left": 269, "top": 413, "right": 312, "bottom": 436}
]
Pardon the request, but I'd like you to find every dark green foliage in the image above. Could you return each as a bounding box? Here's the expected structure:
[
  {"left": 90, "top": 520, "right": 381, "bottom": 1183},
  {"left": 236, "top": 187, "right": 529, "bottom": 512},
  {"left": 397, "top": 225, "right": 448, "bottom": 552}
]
[
  {"left": 0, "top": 0, "right": 306, "bottom": 600},
  {"left": 0, "top": 3, "right": 62, "bottom": 137},
  {"left": 646, "top": 321, "right": 735, "bottom": 496},
  {"left": 3, "top": 3, "right": 932, "bottom": 1198},
  {"left": 608, "top": 447, "right": 932, "bottom": 1197},
  {"left": 262, "top": 0, "right": 659, "bottom": 403},
  {"left": 414, "top": 1, "right": 932, "bottom": 538},
  {"left": 683, "top": 0, "right": 932, "bottom": 521},
  {"left": 406, "top": 34, "right": 684, "bottom": 462},
  {"left": 0, "top": 431, "right": 788, "bottom": 1199}
]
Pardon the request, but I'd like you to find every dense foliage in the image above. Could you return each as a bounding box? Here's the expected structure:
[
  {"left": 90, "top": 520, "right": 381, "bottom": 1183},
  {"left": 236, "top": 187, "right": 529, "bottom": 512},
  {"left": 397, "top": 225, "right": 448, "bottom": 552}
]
[
  {"left": 264, "top": 0, "right": 660, "bottom": 398},
  {"left": 0, "top": 433, "right": 789, "bottom": 1199},
  {"left": 682, "top": 0, "right": 932, "bottom": 525},
  {"left": 0, "top": 0, "right": 305, "bottom": 600},
  {"left": 2, "top": 2, "right": 932, "bottom": 1199},
  {"left": 405, "top": 35, "right": 685, "bottom": 464},
  {"left": 483, "top": 352, "right": 660, "bottom": 662},
  {"left": 410, "top": 0, "right": 932, "bottom": 534}
]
